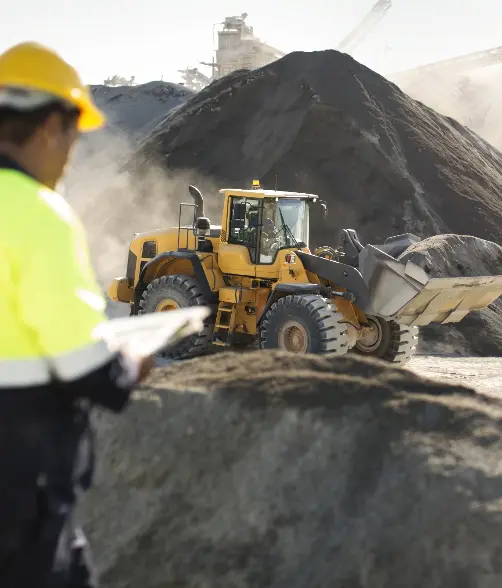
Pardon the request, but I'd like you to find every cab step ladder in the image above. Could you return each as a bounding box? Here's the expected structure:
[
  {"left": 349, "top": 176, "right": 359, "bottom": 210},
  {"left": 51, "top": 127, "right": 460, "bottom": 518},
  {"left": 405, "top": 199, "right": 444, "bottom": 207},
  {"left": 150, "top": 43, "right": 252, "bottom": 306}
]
[{"left": 212, "top": 302, "right": 237, "bottom": 346}]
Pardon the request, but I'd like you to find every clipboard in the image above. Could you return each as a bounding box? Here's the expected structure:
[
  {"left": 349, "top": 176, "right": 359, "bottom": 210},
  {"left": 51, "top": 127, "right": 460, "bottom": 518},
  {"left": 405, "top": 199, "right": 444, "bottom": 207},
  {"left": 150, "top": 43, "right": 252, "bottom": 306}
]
[{"left": 92, "top": 306, "right": 211, "bottom": 359}]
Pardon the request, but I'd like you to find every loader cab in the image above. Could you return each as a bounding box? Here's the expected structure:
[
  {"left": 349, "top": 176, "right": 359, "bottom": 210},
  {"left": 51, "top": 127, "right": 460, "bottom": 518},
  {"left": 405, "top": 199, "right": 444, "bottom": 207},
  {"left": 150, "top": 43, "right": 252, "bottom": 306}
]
[
  {"left": 218, "top": 184, "right": 316, "bottom": 276},
  {"left": 227, "top": 195, "right": 310, "bottom": 265}
]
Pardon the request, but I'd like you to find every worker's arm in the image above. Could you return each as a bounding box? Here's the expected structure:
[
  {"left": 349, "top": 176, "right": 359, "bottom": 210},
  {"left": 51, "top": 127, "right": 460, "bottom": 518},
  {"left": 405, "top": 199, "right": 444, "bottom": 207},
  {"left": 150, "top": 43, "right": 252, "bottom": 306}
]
[{"left": 15, "top": 186, "right": 147, "bottom": 411}]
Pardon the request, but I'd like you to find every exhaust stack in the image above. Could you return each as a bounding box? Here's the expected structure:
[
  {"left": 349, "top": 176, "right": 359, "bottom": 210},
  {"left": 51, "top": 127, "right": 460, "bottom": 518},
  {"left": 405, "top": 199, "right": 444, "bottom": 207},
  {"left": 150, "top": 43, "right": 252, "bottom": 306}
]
[{"left": 188, "top": 185, "right": 204, "bottom": 217}]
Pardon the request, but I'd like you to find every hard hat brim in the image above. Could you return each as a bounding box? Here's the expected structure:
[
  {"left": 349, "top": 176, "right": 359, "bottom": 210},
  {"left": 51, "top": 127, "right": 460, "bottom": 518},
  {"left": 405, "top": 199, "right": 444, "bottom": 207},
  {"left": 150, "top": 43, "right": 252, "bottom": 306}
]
[
  {"left": 73, "top": 90, "right": 106, "bottom": 132},
  {"left": 77, "top": 100, "right": 106, "bottom": 132}
]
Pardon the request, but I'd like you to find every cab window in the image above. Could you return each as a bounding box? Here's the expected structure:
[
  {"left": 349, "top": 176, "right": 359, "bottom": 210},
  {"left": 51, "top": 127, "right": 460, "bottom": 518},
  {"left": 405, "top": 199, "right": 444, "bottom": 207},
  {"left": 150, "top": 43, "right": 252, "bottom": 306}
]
[
  {"left": 228, "top": 196, "right": 261, "bottom": 263},
  {"left": 141, "top": 240, "right": 157, "bottom": 258}
]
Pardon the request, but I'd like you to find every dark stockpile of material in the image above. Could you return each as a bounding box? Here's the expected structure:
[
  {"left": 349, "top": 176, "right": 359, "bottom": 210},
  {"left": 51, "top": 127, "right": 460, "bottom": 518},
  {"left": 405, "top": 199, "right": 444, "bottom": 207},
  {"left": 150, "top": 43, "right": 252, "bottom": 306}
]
[
  {"left": 81, "top": 351, "right": 502, "bottom": 588},
  {"left": 134, "top": 50, "right": 502, "bottom": 248}
]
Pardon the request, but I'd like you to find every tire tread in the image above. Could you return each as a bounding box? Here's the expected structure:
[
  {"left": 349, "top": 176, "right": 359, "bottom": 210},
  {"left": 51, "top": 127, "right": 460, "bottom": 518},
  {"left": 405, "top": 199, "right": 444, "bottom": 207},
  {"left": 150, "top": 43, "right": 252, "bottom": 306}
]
[
  {"left": 138, "top": 274, "right": 214, "bottom": 360},
  {"left": 260, "top": 294, "right": 349, "bottom": 355}
]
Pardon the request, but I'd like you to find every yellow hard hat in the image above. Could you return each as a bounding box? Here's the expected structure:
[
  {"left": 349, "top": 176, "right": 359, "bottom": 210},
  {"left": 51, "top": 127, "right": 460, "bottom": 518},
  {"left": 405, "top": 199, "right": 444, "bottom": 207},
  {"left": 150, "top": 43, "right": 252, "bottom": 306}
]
[{"left": 0, "top": 42, "right": 105, "bottom": 132}]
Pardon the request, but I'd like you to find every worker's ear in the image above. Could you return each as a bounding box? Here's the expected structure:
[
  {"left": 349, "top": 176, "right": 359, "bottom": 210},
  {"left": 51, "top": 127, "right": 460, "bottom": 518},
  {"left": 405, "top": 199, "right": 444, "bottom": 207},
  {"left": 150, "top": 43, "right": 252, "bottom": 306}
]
[
  {"left": 36, "top": 111, "right": 79, "bottom": 190},
  {"left": 42, "top": 111, "right": 78, "bottom": 150},
  {"left": 37, "top": 113, "right": 57, "bottom": 150}
]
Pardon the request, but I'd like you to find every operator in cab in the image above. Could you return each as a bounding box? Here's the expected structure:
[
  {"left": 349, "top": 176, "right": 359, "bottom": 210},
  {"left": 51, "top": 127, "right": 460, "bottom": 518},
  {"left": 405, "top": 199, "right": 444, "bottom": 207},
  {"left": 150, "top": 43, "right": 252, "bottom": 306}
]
[
  {"left": 260, "top": 201, "right": 281, "bottom": 259},
  {"left": 0, "top": 42, "right": 152, "bottom": 587}
]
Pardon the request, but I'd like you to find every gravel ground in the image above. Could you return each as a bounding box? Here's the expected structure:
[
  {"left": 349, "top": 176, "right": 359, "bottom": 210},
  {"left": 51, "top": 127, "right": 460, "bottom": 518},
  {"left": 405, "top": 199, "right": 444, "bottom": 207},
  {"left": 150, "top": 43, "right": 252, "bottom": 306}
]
[
  {"left": 410, "top": 355, "right": 502, "bottom": 398},
  {"left": 156, "top": 352, "right": 502, "bottom": 399}
]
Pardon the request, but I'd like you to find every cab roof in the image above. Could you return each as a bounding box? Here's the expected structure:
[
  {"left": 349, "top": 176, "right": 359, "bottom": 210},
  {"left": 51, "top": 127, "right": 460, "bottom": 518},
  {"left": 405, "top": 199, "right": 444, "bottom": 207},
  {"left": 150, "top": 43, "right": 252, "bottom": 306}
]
[{"left": 219, "top": 188, "right": 319, "bottom": 200}]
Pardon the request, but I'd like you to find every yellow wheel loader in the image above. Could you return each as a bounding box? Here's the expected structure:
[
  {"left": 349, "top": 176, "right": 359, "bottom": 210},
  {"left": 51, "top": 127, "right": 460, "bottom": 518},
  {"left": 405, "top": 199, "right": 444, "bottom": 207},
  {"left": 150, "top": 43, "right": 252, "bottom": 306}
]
[{"left": 107, "top": 182, "right": 502, "bottom": 364}]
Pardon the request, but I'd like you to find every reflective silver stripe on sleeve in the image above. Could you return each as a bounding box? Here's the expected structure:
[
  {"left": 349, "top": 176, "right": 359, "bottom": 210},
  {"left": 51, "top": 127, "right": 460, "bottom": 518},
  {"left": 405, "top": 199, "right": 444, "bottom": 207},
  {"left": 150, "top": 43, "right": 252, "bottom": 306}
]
[
  {"left": 0, "top": 358, "right": 51, "bottom": 387},
  {"left": 0, "top": 340, "right": 115, "bottom": 387},
  {"left": 50, "top": 340, "right": 114, "bottom": 381}
]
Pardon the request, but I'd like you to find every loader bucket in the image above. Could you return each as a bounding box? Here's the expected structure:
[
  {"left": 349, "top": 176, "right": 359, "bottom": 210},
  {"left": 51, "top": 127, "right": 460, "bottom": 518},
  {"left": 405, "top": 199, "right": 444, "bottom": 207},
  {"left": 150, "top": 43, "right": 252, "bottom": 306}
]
[{"left": 359, "top": 245, "right": 502, "bottom": 327}]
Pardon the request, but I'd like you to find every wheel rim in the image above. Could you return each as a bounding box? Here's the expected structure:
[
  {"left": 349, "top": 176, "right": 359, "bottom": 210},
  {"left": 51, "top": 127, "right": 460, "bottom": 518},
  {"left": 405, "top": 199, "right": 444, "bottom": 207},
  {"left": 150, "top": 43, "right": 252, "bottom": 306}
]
[
  {"left": 355, "top": 317, "right": 383, "bottom": 353},
  {"left": 155, "top": 298, "right": 179, "bottom": 312},
  {"left": 278, "top": 320, "right": 309, "bottom": 353}
]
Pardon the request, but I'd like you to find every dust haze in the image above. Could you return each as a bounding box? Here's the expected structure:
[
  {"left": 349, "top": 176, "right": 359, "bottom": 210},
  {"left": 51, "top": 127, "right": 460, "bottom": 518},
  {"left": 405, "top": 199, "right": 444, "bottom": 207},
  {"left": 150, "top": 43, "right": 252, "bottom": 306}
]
[
  {"left": 63, "top": 128, "right": 221, "bottom": 291},
  {"left": 394, "top": 68, "right": 502, "bottom": 150}
]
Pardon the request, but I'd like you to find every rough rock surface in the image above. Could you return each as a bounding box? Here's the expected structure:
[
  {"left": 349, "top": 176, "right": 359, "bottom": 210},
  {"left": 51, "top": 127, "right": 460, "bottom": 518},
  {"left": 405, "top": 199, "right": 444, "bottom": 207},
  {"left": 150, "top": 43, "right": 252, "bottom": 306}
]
[
  {"left": 81, "top": 351, "right": 502, "bottom": 588},
  {"left": 399, "top": 234, "right": 502, "bottom": 355}
]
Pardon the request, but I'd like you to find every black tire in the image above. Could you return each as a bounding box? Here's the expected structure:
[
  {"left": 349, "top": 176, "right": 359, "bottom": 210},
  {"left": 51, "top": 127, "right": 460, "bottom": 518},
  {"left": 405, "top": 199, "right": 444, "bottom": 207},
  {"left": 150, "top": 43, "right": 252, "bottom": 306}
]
[
  {"left": 353, "top": 315, "right": 418, "bottom": 365},
  {"left": 138, "top": 275, "right": 214, "bottom": 360},
  {"left": 260, "top": 294, "right": 349, "bottom": 355}
]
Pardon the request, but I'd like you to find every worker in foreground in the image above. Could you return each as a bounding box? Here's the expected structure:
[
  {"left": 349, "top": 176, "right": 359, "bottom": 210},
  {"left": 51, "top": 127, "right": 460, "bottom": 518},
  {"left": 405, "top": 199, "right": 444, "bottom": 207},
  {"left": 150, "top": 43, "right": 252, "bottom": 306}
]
[{"left": 0, "top": 42, "right": 152, "bottom": 587}]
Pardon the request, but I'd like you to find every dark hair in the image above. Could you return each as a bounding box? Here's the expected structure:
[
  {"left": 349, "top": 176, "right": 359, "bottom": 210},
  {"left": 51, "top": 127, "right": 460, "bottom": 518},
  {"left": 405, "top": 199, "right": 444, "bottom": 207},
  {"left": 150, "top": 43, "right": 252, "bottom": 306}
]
[{"left": 0, "top": 102, "right": 80, "bottom": 146}]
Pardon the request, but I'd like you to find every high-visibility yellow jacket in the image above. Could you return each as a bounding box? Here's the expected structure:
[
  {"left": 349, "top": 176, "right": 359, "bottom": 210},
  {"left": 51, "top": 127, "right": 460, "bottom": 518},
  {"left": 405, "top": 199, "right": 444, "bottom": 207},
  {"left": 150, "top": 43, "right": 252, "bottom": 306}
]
[{"left": 0, "top": 158, "right": 131, "bottom": 409}]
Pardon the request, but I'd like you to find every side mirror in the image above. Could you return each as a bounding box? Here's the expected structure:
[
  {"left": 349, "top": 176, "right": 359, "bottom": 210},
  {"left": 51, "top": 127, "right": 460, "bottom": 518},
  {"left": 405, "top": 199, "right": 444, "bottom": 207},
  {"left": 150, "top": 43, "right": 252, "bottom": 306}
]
[
  {"left": 196, "top": 217, "right": 211, "bottom": 234},
  {"left": 195, "top": 216, "right": 211, "bottom": 231}
]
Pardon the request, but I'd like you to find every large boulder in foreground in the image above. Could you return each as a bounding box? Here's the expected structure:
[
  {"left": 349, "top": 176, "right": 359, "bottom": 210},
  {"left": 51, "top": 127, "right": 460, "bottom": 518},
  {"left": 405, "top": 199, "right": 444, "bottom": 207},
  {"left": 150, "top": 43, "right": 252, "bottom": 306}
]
[
  {"left": 81, "top": 351, "right": 502, "bottom": 588},
  {"left": 399, "top": 234, "right": 502, "bottom": 355}
]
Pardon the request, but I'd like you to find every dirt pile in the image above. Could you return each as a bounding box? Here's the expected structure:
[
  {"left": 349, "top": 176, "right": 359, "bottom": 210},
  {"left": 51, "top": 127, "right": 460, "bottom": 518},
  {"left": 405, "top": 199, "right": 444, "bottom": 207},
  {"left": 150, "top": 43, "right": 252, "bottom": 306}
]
[
  {"left": 399, "top": 234, "right": 502, "bottom": 356},
  {"left": 134, "top": 50, "right": 502, "bottom": 248},
  {"left": 81, "top": 351, "right": 502, "bottom": 588}
]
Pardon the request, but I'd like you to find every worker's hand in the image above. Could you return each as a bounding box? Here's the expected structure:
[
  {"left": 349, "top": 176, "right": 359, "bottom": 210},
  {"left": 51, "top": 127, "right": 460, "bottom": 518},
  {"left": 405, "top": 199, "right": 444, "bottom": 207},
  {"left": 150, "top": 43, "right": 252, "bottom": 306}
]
[
  {"left": 118, "top": 352, "right": 155, "bottom": 388},
  {"left": 137, "top": 355, "right": 155, "bottom": 383}
]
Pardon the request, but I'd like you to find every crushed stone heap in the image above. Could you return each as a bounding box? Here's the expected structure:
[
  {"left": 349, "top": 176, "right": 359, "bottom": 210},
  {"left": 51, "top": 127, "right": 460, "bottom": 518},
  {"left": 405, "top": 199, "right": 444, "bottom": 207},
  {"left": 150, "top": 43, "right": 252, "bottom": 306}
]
[
  {"left": 134, "top": 50, "right": 502, "bottom": 248},
  {"left": 400, "top": 234, "right": 502, "bottom": 355},
  {"left": 81, "top": 351, "right": 502, "bottom": 588}
]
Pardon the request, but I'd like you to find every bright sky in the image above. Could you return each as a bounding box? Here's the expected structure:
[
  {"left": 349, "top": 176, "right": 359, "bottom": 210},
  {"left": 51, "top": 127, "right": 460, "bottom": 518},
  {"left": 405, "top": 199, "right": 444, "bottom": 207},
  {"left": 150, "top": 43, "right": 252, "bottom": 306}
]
[{"left": 2, "top": 0, "right": 502, "bottom": 85}]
